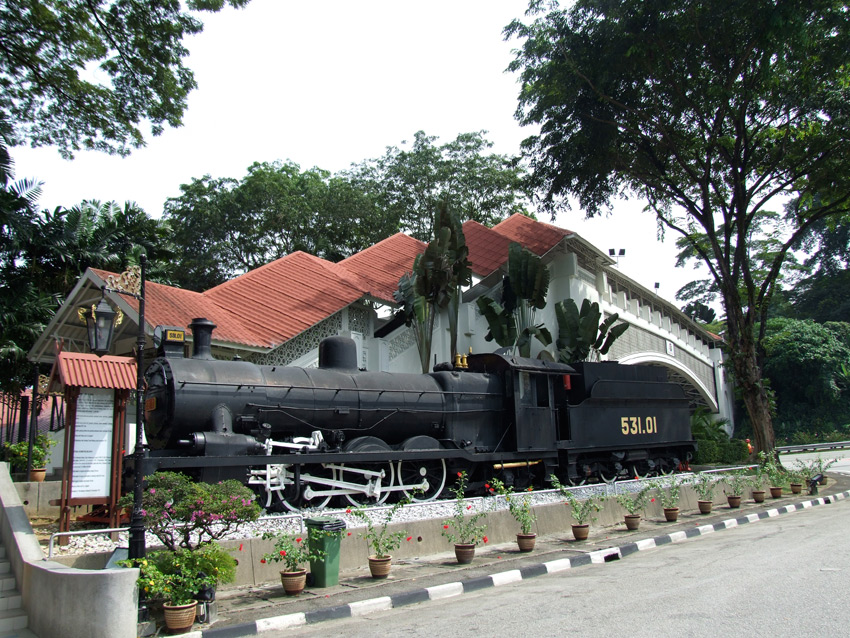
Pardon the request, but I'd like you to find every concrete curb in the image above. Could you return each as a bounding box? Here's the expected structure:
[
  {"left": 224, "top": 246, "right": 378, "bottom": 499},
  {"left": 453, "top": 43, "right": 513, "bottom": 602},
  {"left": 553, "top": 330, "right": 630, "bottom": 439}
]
[{"left": 182, "top": 489, "right": 849, "bottom": 638}]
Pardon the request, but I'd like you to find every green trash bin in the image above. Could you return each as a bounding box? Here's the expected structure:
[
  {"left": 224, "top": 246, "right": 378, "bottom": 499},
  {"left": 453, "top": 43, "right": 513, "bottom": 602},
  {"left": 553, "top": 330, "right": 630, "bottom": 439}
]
[{"left": 305, "top": 517, "right": 345, "bottom": 587}]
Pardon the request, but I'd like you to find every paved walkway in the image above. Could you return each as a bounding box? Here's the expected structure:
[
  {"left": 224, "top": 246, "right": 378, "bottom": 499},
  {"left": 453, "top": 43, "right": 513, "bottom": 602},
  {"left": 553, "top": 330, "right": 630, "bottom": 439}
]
[{"left": 179, "top": 475, "right": 850, "bottom": 638}]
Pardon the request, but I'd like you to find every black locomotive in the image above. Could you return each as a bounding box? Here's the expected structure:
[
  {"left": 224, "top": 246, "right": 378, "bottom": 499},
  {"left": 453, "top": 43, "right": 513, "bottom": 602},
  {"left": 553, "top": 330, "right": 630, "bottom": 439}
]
[{"left": 139, "top": 318, "right": 695, "bottom": 510}]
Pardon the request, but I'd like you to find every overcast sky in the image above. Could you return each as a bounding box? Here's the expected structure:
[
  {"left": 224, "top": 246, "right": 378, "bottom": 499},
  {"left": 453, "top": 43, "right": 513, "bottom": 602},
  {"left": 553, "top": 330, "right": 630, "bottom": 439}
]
[{"left": 11, "top": 0, "right": 706, "bottom": 307}]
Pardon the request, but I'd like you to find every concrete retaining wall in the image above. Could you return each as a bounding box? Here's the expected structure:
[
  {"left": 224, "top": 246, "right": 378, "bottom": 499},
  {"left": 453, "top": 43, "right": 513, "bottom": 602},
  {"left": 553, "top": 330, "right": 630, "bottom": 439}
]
[
  {"left": 53, "top": 481, "right": 730, "bottom": 590},
  {"left": 0, "top": 463, "right": 138, "bottom": 638}
]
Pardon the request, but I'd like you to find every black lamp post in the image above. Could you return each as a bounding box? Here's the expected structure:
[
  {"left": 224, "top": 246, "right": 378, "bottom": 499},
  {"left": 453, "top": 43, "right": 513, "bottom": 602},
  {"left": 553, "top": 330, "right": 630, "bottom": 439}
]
[{"left": 79, "top": 255, "right": 147, "bottom": 562}]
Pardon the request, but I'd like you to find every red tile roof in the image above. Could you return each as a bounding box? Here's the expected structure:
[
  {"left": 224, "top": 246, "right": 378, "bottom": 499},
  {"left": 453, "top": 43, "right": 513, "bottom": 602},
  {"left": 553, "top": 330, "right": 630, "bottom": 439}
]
[
  {"left": 204, "top": 252, "right": 369, "bottom": 348},
  {"left": 49, "top": 352, "right": 137, "bottom": 391},
  {"left": 463, "top": 220, "right": 513, "bottom": 276},
  {"left": 87, "top": 215, "right": 575, "bottom": 352},
  {"left": 341, "top": 233, "right": 427, "bottom": 302},
  {"left": 493, "top": 214, "right": 573, "bottom": 255},
  {"left": 90, "top": 269, "right": 251, "bottom": 346}
]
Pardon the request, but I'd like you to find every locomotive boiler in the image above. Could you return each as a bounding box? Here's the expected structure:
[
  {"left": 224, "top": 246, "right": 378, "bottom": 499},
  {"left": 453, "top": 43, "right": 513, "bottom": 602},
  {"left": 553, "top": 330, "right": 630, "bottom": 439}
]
[{"left": 140, "top": 318, "right": 695, "bottom": 510}]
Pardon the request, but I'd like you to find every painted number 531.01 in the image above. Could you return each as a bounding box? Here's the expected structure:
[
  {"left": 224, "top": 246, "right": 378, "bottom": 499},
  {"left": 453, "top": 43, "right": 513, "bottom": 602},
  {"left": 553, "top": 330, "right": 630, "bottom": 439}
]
[{"left": 620, "top": 416, "right": 657, "bottom": 435}]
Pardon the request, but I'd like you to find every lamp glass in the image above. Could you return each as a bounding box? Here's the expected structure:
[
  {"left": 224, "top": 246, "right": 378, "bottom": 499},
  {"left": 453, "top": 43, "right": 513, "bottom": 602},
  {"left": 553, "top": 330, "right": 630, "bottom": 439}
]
[{"left": 85, "top": 297, "right": 117, "bottom": 356}]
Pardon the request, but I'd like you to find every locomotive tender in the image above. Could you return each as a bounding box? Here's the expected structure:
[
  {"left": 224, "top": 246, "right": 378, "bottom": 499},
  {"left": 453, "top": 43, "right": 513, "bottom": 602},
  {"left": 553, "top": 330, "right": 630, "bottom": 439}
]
[{"left": 140, "top": 318, "right": 695, "bottom": 510}]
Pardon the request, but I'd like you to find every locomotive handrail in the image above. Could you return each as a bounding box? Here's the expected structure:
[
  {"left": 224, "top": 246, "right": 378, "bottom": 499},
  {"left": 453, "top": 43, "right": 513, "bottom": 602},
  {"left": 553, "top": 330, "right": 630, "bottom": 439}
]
[
  {"left": 174, "top": 379, "right": 504, "bottom": 397},
  {"left": 250, "top": 403, "right": 500, "bottom": 414}
]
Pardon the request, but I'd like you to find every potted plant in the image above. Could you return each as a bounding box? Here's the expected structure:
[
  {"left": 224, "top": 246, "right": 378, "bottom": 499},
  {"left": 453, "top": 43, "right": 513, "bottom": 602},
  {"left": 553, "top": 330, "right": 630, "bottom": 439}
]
[
  {"left": 120, "top": 544, "right": 233, "bottom": 633},
  {"left": 441, "top": 471, "right": 487, "bottom": 563},
  {"left": 748, "top": 469, "right": 765, "bottom": 502},
  {"left": 723, "top": 469, "right": 751, "bottom": 508},
  {"left": 651, "top": 476, "right": 682, "bottom": 521},
  {"left": 759, "top": 451, "right": 786, "bottom": 498},
  {"left": 813, "top": 456, "right": 836, "bottom": 484},
  {"left": 615, "top": 485, "right": 651, "bottom": 530},
  {"left": 348, "top": 498, "right": 411, "bottom": 578},
  {"left": 795, "top": 457, "right": 836, "bottom": 488},
  {"left": 489, "top": 478, "right": 538, "bottom": 551},
  {"left": 787, "top": 468, "right": 806, "bottom": 494},
  {"left": 552, "top": 475, "right": 604, "bottom": 540},
  {"left": 260, "top": 532, "right": 326, "bottom": 595},
  {"left": 693, "top": 473, "right": 718, "bottom": 513},
  {"left": 3, "top": 434, "right": 56, "bottom": 481}
]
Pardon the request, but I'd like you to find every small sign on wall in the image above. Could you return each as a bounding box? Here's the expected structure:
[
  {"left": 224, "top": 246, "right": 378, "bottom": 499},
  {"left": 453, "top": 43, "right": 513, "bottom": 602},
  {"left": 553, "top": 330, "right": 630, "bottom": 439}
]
[{"left": 666, "top": 340, "right": 675, "bottom": 357}]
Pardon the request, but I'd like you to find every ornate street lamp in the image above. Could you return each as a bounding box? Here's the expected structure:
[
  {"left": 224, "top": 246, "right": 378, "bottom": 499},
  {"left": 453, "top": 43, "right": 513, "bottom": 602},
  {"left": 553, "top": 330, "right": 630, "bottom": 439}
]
[
  {"left": 77, "top": 256, "right": 148, "bottom": 563},
  {"left": 80, "top": 294, "right": 120, "bottom": 356}
]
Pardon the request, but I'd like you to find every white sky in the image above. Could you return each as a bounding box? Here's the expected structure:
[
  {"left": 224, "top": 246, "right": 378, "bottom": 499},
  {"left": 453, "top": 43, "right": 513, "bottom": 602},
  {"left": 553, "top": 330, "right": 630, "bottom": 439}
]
[{"left": 11, "top": 0, "right": 707, "bottom": 307}]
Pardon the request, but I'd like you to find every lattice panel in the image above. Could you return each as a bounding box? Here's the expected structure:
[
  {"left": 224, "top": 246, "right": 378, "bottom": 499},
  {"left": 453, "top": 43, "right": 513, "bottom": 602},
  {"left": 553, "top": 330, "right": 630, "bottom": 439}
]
[
  {"left": 249, "top": 313, "right": 343, "bottom": 366},
  {"left": 388, "top": 328, "right": 417, "bottom": 361}
]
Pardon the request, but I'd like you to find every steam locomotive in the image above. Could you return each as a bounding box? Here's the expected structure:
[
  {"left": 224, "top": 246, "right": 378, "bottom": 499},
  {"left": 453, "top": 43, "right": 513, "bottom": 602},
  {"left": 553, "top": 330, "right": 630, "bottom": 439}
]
[{"left": 139, "top": 318, "right": 695, "bottom": 510}]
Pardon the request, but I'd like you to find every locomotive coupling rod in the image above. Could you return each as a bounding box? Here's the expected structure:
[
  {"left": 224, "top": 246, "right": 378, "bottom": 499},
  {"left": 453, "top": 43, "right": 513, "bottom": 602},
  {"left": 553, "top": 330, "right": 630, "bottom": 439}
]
[{"left": 493, "top": 459, "right": 543, "bottom": 470}]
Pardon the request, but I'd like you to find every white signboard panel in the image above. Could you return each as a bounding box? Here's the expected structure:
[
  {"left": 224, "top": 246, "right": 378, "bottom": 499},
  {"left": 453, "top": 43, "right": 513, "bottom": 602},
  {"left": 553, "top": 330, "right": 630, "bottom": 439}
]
[{"left": 72, "top": 388, "right": 114, "bottom": 499}]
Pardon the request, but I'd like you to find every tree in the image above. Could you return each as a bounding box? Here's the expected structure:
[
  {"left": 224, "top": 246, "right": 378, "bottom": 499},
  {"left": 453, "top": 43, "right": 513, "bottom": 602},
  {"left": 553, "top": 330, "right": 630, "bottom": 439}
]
[
  {"left": 555, "top": 298, "right": 628, "bottom": 362},
  {"left": 164, "top": 161, "right": 392, "bottom": 291},
  {"left": 786, "top": 209, "right": 850, "bottom": 322},
  {"left": 0, "top": 192, "right": 171, "bottom": 392},
  {"left": 506, "top": 0, "right": 850, "bottom": 453},
  {"left": 393, "top": 208, "right": 470, "bottom": 373},
  {"left": 344, "top": 131, "right": 531, "bottom": 241},
  {"left": 761, "top": 318, "right": 850, "bottom": 437},
  {"left": 682, "top": 302, "right": 716, "bottom": 325},
  {"left": 476, "top": 243, "right": 552, "bottom": 358},
  {"left": 1, "top": 0, "right": 250, "bottom": 158},
  {"left": 435, "top": 204, "right": 472, "bottom": 359}
]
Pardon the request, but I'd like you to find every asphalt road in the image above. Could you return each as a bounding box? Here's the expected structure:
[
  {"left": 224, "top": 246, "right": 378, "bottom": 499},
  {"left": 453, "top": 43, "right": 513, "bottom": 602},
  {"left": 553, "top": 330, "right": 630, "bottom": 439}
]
[{"left": 272, "top": 490, "right": 850, "bottom": 638}]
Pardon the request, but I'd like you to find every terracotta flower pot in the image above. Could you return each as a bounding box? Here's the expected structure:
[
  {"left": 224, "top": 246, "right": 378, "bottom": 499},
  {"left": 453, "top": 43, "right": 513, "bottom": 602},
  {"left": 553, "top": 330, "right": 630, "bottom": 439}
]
[
  {"left": 624, "top": 514, "right": 641, "bottom": 530},
  {"left": 663, "top": 507, "right": 679, "bottom": 522},
  {"left": 697, "top": 500, "right": 713, "bottom": 514},
  {"left": 163, "top": 601, "right": 197, "bottom": 633},
  {"left": 752, "top": 490, "right": 766, "bottom": 503},
  {"left": 726, "top": 495, "right": 742, "bottom": 508},
  {"left": 769, "top": 486, "right": 783, "bottom": 498},
  {"left": 280, "top": 569, "right": 307, "bottom": 596},
  {"left": 28, "top": 468, "right": 46, "bottom": 483},
  {"left": 790, "top": 483, "right": 802, "bottom": 494},
  {"left": 368, "top": 555, "right": 392, "bottom": 579},
  {"left": 454, "top": 543, "right": 476, "bottom": 564},
  {"left": 571, "top": 524, "right": 590, "bottom": 541},
  {"left": 516, "top": 533, "right": 537, "bottom": 552}
]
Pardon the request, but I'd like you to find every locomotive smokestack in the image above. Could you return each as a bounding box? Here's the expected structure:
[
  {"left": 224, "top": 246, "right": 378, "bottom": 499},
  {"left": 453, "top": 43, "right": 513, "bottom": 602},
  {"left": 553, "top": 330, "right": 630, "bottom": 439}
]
[{"left": 189, "top": 318, "right": 216, "bottom": 360}]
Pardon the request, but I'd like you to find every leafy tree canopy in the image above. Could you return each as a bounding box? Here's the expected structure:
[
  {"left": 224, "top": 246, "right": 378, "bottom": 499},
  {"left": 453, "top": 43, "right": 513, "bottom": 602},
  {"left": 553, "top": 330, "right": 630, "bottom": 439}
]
[
  {"left": 344, "top": 131, "right": 531, "bottom": 241},
  {"left": 165, "top": 131, "right": 531, "bottom": 291},
  {"left": 1, "top": 136, "right": 172, "bottom": 391},
  {"left": 506, "top": 0, "right": 850, "bottom": 453},
  {"left": 762, "top": 318, "right": 850, "bottom": 433},
  {"left": 163, "top": 160, "right": 392, "bottom": 291},
  {"left": 1, "top": 0, "right": 250, "bottom": 158}
]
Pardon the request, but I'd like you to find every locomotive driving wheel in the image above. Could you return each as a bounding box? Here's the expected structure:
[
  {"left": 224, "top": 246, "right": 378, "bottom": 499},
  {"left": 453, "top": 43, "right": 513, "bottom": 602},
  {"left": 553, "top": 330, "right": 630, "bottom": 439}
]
[
  {"left": 398, "top": 459, "right": 447, "bottom": 501},
  {"left": 339, "top": 437, "right": 395, "bottom": 506},
  {"left": 263, "top": 464, "right": 336, "bottom": 512},
  {"left": 397, "top": 436, "right": 447, "bottom": 501}
]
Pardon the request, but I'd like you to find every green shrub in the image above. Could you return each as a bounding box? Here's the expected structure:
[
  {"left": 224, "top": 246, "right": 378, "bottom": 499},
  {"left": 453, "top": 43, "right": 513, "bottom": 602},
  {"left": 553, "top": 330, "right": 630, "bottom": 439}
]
[
  {"left": 694, "top": 439, "right": 719, "bottom": 464},
  {"left": 720, "top": 440, "right": 749, "bottom": 463}
]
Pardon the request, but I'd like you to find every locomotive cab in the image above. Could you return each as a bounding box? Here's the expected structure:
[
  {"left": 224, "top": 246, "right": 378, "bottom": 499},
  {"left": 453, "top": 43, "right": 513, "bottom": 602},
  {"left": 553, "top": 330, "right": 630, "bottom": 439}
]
[{"left": 465, "top": 353, "right": 575, "bottom": 453}]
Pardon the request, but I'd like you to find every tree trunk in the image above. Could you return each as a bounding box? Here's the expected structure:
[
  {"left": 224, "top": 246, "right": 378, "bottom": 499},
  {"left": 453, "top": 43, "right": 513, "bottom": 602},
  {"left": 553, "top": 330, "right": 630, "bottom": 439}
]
[{"left": 723, "top": 304, "right": 775, "bottom": 454}]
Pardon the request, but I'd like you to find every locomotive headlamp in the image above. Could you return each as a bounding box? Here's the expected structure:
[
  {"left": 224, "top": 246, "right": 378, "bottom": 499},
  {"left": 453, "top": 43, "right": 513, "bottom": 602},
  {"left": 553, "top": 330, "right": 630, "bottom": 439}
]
[{"left": 79, "top": 291, "right": 121, "bottom": 356}]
